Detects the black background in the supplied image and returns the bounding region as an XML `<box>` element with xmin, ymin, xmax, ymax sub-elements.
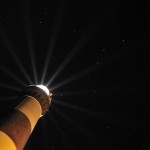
<box><xmin>0</xmin><ymin>0</ymin><xmax>150</xmax><ymax>150</ymax></box>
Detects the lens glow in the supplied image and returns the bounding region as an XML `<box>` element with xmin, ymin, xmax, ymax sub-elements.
<box><xmin>36</xmin><ymin>85</ymin><xmax>49</xmax><ymax>95</ymax></box>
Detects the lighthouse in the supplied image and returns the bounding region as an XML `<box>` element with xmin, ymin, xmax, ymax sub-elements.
<box><xmin>0</xmin><ymin>85</ymin><xmax>52</xmax><ymax>150</ymax></box>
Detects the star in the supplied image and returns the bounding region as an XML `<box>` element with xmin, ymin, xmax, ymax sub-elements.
<box><xmin>108</xmin><ymin>103</ymin><xmax>111</xmax><ymax>106</ymax></box>
<box><xmin>93</xmin><ymin>90</ymin><xmax>96</xmax><ymax>94</ymax></box>
<box><xmin>102</xmin><ymin>48</ymin><xmax>106</xmax><ymax>52</ymax></box>
<box><xmin>44</xmin><ymin>11</ymin><xmax>48</xmax><ymax>15</ymax></box>
<box><xmin>96</xmin><ymin>61</ymin><xmax>100</xmax><ymax>65</ymax></box>
<box><xmin>87</xmin><ymin>77</ymin><xmax>92</xmax><ymax>80</ymax></box>
<box><xmin>73</xmin><ymin>29</ymin><xmax>77</xmax><ymax>33</ymax></box>
<box><xmin>50</xmin><ymin>145</ymin><xmax>55</xmax><ymax>149</ymax></box>
<box><xmin>142</xmin><ymin>144</ymin><xmax>145</xmax><ymax>148</ymax></box>
<box><xmin>106</xmin><ymin>126</ymin><xmax>110</xmax><ymax>129</ymax></box>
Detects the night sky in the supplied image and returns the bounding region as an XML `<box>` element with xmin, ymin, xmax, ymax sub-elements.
<box><xmin>0</xmin><ymin>0</ymin><xmax>150</xmax><ymax>150</ymax></box>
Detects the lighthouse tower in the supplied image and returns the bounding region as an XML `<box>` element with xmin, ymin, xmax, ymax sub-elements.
<box><xmin>0</xmin><ymin>85</ymin><xmax>52</xmax><ymax>150</ymax></box>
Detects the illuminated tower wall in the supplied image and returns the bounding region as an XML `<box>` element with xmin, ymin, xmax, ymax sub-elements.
<box><xmin>0</xmin><ymin>85</ymin><xmax>52</xmax><ymax>150</ymax></box>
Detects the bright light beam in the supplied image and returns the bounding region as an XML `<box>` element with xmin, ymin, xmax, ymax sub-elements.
<box><xmin>47</xmin><ymin>111</ymin><xmax>75</xmax><ymax>150</ymax></box>
<box><xmin>53</xmin><ymin>98</ymin><xmax>134</xmax><ymax>130</ymax></box>
<box><xmin>0</xmin><ymin>26</ymin><xmax>32</xmax><ymax>84</ymax></box>
<box><xmin>0</xmin><ymin>64</ymin><xmax>26</xmax><ymax>86</ymax></box>
<box><xmin>52</xmin><ymin>99</ymin><xmax>99</xmax><ymax>118</ymax></box>
<box><xmin>46</xmin><ymin>32</ymin><xmax>93</xmax><ymax>87</ymax></box>
<box><xmin>0</xmin><ymin>82</ymin><xmax>21</xmax><ymax>91</ymax></box>
<box><xmin>53</xmin><ymin>90</ymin><xmax>89</xmax><ymax>97</ymax></box>
<box><xmin>50</xmin><ymin>38</ymin><xmax>138</xmax><ymax>91</ymax></box>
<box><xmin>36</xmin><ymin>85</ymin><xmax>49</xmax><ymax>95</ymax></box>
<box><xmin>50</xmin><ymin>65</ymin><xmax>97</xmax><ymax>91</ymax></box>
<box><xmin>20</xmin><ymin>0</ymin><xmax>38</xmax><ymax>84</ymax></box>
<box><xmin>52</xmin><ymin>99</ymin><xmax>75</xmax><ymax>109</ymax></box>
<box><xmin>46</xmin><ymin>1</ymin><xmax>117</xmax><ymax>87</ymax></box>
<box><xmin>41</xmin><ymin>1</ymin><xmax>68</xmax><ymax>84</ymax></box>
<box><xmin>52</xmin><ymin>84</ymin><xmax>142</xmax><ymax>97</ymax></box>
<box><xmin>51</xmin><ymin>105</ymin><xmax>101</xmax><ymax>147</ymax></box>
<box><xmin>0</xmin><ymin>96</ymin><xmax>17</xmax><ymax>101</ymax></box>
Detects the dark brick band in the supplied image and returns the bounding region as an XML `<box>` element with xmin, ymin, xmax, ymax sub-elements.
<box><xmin>0</xmin><ymin>110</ymin><xmax>31</xmax><ymax>150</ymax></box>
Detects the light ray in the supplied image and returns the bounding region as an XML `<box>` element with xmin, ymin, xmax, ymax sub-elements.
<box><xmin>52</xmin><ymin>99</ymin><xmax>134</xmax><ymax>130</ymax></box>
<box><xmin>53</xmin><ymin>90</ymin><xmax>89</xmax><ymax>97</ymax></box>
<box><xmin>50</xmin><ymin>40</ymin><xmax>139</xmax><ymax>91</ymax></box>
<box><xmin>52</xmin><ymin>99</ymin><xmax>75</xmax><ymax>109</ymax></box>
<box><xmin>50</xmin><ymin>65</ymin><xmax>97</xmax><ymax>91</ymax></box>
<box><xmin>0</xmin><ymin>96</ymin><xmax>17</xmax><ymax>101</ymax></box>
<box><xmin>51</xmin><ymin>105</ymin><xmax>101</xmax><ymax>147</ymax></box>
<box><xmin>49</xmin><ymin>41</ymin><xmax>135</xmax><ymax>91</ymax></box>
<box><xmin>47</xmin><ymin>111</ymin><xmax>75</xmax><ymax>150</ymax></box>
<box><xmin>0</xmin><ymin>82</ymin><xmax>21</xmax><ymax>91</ymax></box>
<box><xmin>0</xmin><ymin>26</ymin><xmax>32</xmax><ymax>84</ymax></box>
<box><xmin>0</xmin><ymin>64</ymin><xmax>26</xmax><ymax>87</ymax></box>
<box><xmin>52</xmin><ymin>98</ymin><xmax>106</xmax><ymax>119</ymax></box>
<box><xmin>20</xmin><ymin>0</ymin><xmax>37</xmax><ymax>84</ymax></box>
<box><xmin>41</xmin><ymin>2</ymin><xmax>68</xmax><ymax>84</ymax></box>
<box><xmin>46</xmin><ymin>1</ymin><xmax>117</xmax><ymax>86</ymax></box>
<box><xmin>53</xmin><ymin>85</ymin><xmax>143</xmax><ymax>97</ymax></box>
<box><xmin>46</xmin><ymin>34</ymin><xmax>93</xmax><ymax>87</ymax></box>
<box><xmin>52</xmin><ymin>99</ymin><xmax>98</xmax><ymax>117</ymax></box>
